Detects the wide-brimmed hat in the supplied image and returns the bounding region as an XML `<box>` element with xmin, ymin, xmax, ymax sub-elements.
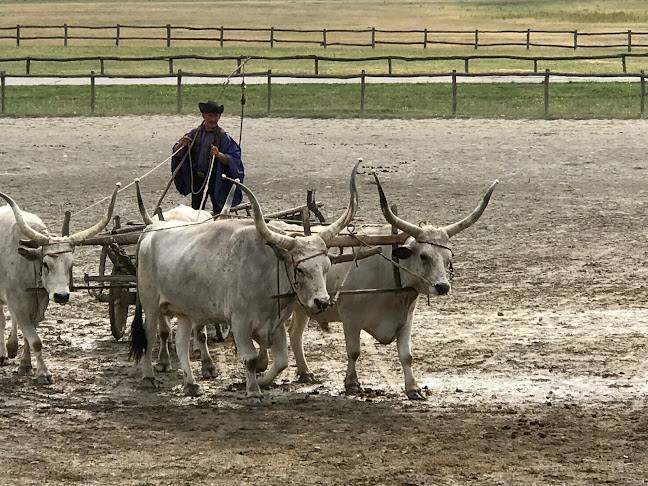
<box><xmin>199</xmin><ymin>100</ymin><xmax>224</xmax><ymax>114</ymax></box>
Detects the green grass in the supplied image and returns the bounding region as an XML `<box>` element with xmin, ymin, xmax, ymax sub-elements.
<box><xmin>0</xmin><ymin>82</ymin><xmax>645</xmax><ymax>119</ymax></box>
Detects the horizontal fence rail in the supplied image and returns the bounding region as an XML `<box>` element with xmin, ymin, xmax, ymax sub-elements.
<box><xmin>2</xmin><ymin>52</ymin><xmax>648</xmax><ymax>76</ymax></box>
<box><xmin>0</xmin><ymin>69</ymin><xmax>646</xmax><ymax>117</ymax></box>
<box><xmin>1</xmin><ymin>25</ymin><xmax>648</xmax><ymax>50</ymax></box>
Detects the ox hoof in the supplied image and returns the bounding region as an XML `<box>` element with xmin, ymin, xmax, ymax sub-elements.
<box><xmin>6</xmin><ymin>344</ymin><xmax>18</xmax><ymax>359</ymax></box>
<box><xmin>345</xmin><ymin>384</ymin><xmax>362</xmax><ymax>395</ymax></box>
<box><xmin>154</xmin><ymin>362</ymin><xmax>172</xmax><ymax>373</ymax></box>
<box><xmin>190</xmin><ymin>349</ymin><xmax>201</xmax><ymax>360</ymax></box>
<box><xmin>297</xmin><ymin>372</ymin><xmax>316</xmax><ymax>384</ymax></box>
<box><xmin>248</xmin><ymin>396</ymin><xmax>266</xmax><ymax>407</ymax></box>
<box><xmin>140</xmin><ymin>377</ymin><xmax>158</xmax><ymax>388</ymax></box>
<box><xmin>183</xmin><ymin>383</ymin><xmax>201</xmax><ymax>397</ymax></box>
<box><xmin>406</xmin><ymin>389</ymin><xmax>427</xmax><ymax>401</ymax></box>
<box><xmin>16</xmin><ymin>365</ymin><xmax>32</xmax><ymax>376</ymax></box>
<box><xmin>36</xmin><ymin>374</ymin><xmax>54</xmax><ymax>385</ymax></box>
<box><xmin>201</xmin><ymin>362</ymin><xmax>218</xmax><ymax>379</ymax></box>
<box><xmin>0</xmin><ymin>356</ymin><xmax>10</xmax><ymax>367</ymax></box>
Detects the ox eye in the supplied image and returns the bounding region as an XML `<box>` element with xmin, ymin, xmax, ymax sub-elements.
<box><xmin>295</xmin><ymin>267</ymin><xmax>304</xmax><ymax>275</ymax></box>
<box><xmin>42</xmin><ymin>262</ymin><xmax>49</xmax><ymax>272</ymax></box>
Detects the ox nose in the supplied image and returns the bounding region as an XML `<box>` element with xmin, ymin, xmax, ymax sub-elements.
<box><xmin>314</xmin><ymin>298</ymin><xmax>329</xmax><ymax>310</ymax></box>
<box><xmin>434</xmin><ymin>282</ymin><xmax>450</xmax><ymax>295</ymax></box>
<box><xmin>53</xmin><ymin>292</ymin><xmax>70</xmax><ymax>304</ymax></box>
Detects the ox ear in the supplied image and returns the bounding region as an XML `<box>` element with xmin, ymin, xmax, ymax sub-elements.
<box><xmin>392</xmin><ymin>246</ymin><xmax>413</xmax><ymax>260</ymax></box>
<box><xmin>19</xmin><ymin>238</ymin><xmax>40</xmax><ymax>249</ymax></box>
<box><xmin>18</xmin><ymin>245</ymin><xmax>41</xmax><ymax>261</ymax></box>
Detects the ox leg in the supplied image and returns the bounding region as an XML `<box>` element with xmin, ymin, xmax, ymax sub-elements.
<box><xmin>255</xmin><ymin>345</ymin><xmax>270</xmax><ymax>373</ymax></box>
<box><xmin>140</xmin><ymin>307</ymin><xmax>160</xmax><ymax>388</ymax></box>
<box><xmin>397</xmin><ymin>318</ymin><xmax>425</xmax><ymax>400</ymax></box>
<box><xmin>0</xmin><ymin>306</ymin><xmax>8</xmax><ymax>366</ymax></box>
<box><xmin>7</xmin><ymin>316</ymin><xmax>19</xmax><ymax>359</ymax></box>
<box><xmin>176</xmin><ymin>316</ymin><xmax>200</xmax><ymax>397</ymax></box>
<box><xmin>257</xmin><ymin>323</ymin><xmax>288</xmax><ymax>388</ymax></box>
<box><xmin>288</xmin><ymin>311</ymin><xmax>316</xmax><ymax>383</ymax></box>
<box><xmin>154</xmin><ymin>315</ymin><xmax>172</xmax><ymax>373</ymax></box>
<box><xmin>18</xmin><ymin>324</ymin><xmax>51</xmax><ymax>384</ymax></box>
<box><xmin>231</xmin><ymin>325</ymin><xmax>264</xmax><ymax>405</ymax></box>
<box><xmin>343</xmin><ymin>324</ymin><xmax>362</xmax><ymax>394</ymax></box>
<box><xmin>194</xmin><ymin>323</ymin><xmax>217</xmax><ymax>379</ymax></box>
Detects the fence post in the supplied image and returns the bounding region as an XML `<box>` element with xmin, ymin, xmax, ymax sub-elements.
<box><xmin>220</xmin><ymin>26</ymin><xmax>224</xmax><ymax>47</ymax></box>
<box><xmin>26</xmin><ymin>57</ymin><xmax>30</xmax><ymax>75</ymax></box>
<box><xmin>315</xmin><ymin>58</ymin><xmax>318</xmax><ymax>75</ymax></box>
<box><xmin>464</xmin><ymin>58</ymin><xmax>469</xmax><ymax>73</ymax></box>
<box><xmin>176</xmin><ymin>69</ymin><xmax>182</xmax><ymax>114</ymax></box>
<box><xmin>573</xmin><ymin>30</ymin><xmax>577</xmax><ymax>50</ymax></box>
<box><xmin>628</xmin><ymin>30</ymin><xmax>632</xmax><ymax>53</ymax></box>
<box><xmin>64</xmin><ymin>24</ymin><xmax>68</xmax><ymax>46</ymax></box>
<box><xmin>267</xmin><ymin>70</ymin><xmax>272</xmax><ymax>114</ymax></box>
<box><xmin>423</xmin><ymin>28</ymin><xmax>427</xmax><ymax>49</ymax></box>
<box><xmin>641</xmin><ymin>70</ymin><xmax>645</xmax><ymax>115</ymax></box>
<box><xmin>388</xmin><ymin>58</ymin><xmax>392</xmax><ymax>75</ymax></box>
<box><xmin>622</xmin><ymin>55</ymin><xmax>627</xmax><ymax>74</ymax></box>
<box><xmin>90</xmin><ymin>71</ymin><xmax>95</xmax><ymax>114</ymax></box>
<box><xmin>360</xmin><ymin>70</ymin><xmax>365</xmax><ymax>113</ymax></box>
<box><xmin>100</xmin><ymin>58</ymin><xmax>105</xmax><ymax>75</ymax></box>
<box><xmin>16</xmin><ymin>25</ymin><xmax>20</xmax><ymax>47</ymax></box>
<box><xmin>116</xmin><ymin>24</ymin><xmax>121</xmax><ymax>46</ymax></box>
<box><xmin>1</xmin><ymin>71</ymin><xmax>5</xmax><ymax>114</ymax></box>
<box><xmin>526</xmin><ymin>28</ymin><xmax>530</xmax><ymax>50</ymax></box>
<box><xmin>474</xmin><ymin>29</ymin><xmax>478</xmax><ymax>49</ymax></box>
<box><xmin>237</xmin><ymin>57</ymin><xmax>242</xmax><ymax>75</ymax></box>
<box><xmin>322</xmin><ymin>29</ymin><xmax>327</xmax><ymax>48</ymax></box>
<box><xmin>544</xmin><ymin>69</ymin><xmax>550</xmax><ymax>117</ymax></box>
<box><xmin>169</xmin><ymin>58</ymin><xmax>174</xmax><ymax>74</ymax></box>
<box><xmin>452</xmin><ymin>69</ymin><xmax>457</xmax><ymax>116</ymax></box>
<box><xmin>270</xmin><ymin>26</ymin><xmax>274</xmax><ymax>48</ymax></box>
<box><xmin>533</xmin><ymin>59</ymin><xmax>538</xmax><ymax>73</ymax></box>
<box><xmin>371</xmin><ymin>28</ymin><xmax>376</xmax><ymax>48</ymax></box>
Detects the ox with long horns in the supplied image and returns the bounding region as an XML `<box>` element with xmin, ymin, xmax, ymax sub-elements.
<box><xmin>130</xmin><ymin>161</ymin><xmax>361</xmax><ymax>403</ymax></box>
<box><xmin>0</xmin><ymin>184</ymin><xmax>120</xmax><ymax>384</ymax></box>
<box><xmin>288</xmin><ymin>174</ymin><xmax>498</xmax><ymax>399</ymax></box>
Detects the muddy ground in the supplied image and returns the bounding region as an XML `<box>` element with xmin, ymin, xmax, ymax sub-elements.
<box><xmin>1</xmin><ymin>116</ymin><xmax>648</xmax><ymax>485</ymax></box>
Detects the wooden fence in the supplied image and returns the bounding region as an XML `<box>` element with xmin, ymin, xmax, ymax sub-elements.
<box><xmin>0</xmin><ymin>69</ymin><xmax>646</xmax><ymax>117</ymax></box>
<box><xmin>2</xmin><ymin>52</ymin><xmax>648</xmax><ymax>77</ymax></box>
<box><xmin>1</xmin><ymin>25</ymin><xmax>648</xmax><ymax>51</ymax></box>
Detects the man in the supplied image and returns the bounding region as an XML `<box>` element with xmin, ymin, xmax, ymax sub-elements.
<box><xmin>171</xmin><ymin>100</ymin><xmax>245</xmax><ymax>214</ymax></box>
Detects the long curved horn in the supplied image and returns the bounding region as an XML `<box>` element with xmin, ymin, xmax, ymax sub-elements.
<box><xmin>443</xmin><ymin>180</ymin><xmax>498</xmax><ymax>238</ymax></box>
<box><xmin>222</xmin><ymin>175</ymin><xmax>295</xmax><ymax>251</ymax></box>
<box><xmin>318</xmin><ymin>158</ymin><xmax>362</xmax><ymax>243</ymax></box>
<box><xmin>220</xmin><ymin>179</ymin><xmax>239</xmax><ymax>216</ymax></box>
<box><xmin>0</xmin><ymin>192</ymin><xmax>51</xmax><ymax>246</ymax></box>
<box><xmin>134</xmin><ymin>178</ymin><xmax>154</xmax><ymax>225</ymax></box>
<box><xmin>371</xmin><ymin>169</ymin><xmax>423</xmax><ymax>239</ymax></box>
<box><xmin>67</xmin><ymin>182</ymin><xmax>121</xmax><ymax>244</ymax></box>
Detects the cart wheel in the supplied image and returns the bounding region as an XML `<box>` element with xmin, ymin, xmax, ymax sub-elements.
<box><xmin>109</xmin><ymin>286</ymin><xmax>131</xmax><ymax>340</ymax></box>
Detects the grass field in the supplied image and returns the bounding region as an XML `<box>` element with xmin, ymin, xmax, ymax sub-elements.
<box><xmin>1</xmin><ymin>0</ymin><xmax>648</xmax><ymax>118</ymax></box>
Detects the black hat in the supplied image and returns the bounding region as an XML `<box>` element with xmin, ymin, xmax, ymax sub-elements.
<box><xmin>199</xmin><ymin>100</ymin><xmax>224</xmax><ymax>114</ymax></box>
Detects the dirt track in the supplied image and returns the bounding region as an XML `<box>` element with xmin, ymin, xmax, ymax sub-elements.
<box><xmin>1</xmin><ymin>116</ymin><xmax>648</xmax><ymax>485</ymax></box>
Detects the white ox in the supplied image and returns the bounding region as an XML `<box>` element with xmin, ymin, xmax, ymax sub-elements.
<box><xmin>130</xmin><ymin>161</ymin><xmax>360</xmax><ymax>403</ymax></box>
<box><xmin>288</xmin><ymin>173</ymin><xmax>498</xmax><ymax>399</ymax></box>
<box><xmin>0</xmin><ymin>185</ymin><xmax>120</xmax><ymax>383</ymax></box>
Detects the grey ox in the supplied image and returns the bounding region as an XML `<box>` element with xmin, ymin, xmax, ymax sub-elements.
<box><xmin>0</xmin><ymin>185</ymin><xmax>120</xmax><ymax>384</ymax></box>
<box><xmin>130</xmin><ymin>161</ymin><xmax>360</xmax><ymax>403</ymax></box>
<box><xmin>288</xmin><ymin>172</ymin><xmax>498</xmax><ymax>400</ymax></box>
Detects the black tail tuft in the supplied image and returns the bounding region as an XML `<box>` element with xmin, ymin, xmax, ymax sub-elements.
<box><xmin>129</xmin><ymin>297</ymin><xmax>147</xmax><ymax>363</ymax></box>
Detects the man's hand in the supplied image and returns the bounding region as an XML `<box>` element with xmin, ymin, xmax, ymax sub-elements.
<box><xmin>211</xmin><ymin>145</ymin><xmax>229</xmax><ymax>165</ymax></box>
<box><xmin>175</xmin><ymin>135</ymin><xmax>192</xmax><ymax>150</ymax></box>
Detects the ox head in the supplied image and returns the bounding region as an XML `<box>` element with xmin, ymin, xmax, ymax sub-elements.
<box><xmin>372</xmin><ymin>171</ymin><xmax>497</xmax><ymax>296</ymax></box>
<box><xmin>225</xmin><ymin>159</ymin><xmax>360</xmax><ymax>313</ymax></box>
<box><xmin>0</xmin><ymin>183</ymin><xmax>120</xmax><ymax>304</ymax></box>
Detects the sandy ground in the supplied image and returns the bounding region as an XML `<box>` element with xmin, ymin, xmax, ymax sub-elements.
<box><xmin>1</xmin><ymin>115</ymin><xmax>648</xmax><ymax>485</ymax></box>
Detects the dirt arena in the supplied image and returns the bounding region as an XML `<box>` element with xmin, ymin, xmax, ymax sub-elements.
<box><xmin>1</xmin><ymin>115</ymin><xmax>647</xmax><ymax>485</ymax></box>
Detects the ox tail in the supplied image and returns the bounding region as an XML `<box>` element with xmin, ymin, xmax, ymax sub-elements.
<box><xmin>129</xmin><ymin>295</ymin><xmax>147</xmax><ymax>363</ymax></box>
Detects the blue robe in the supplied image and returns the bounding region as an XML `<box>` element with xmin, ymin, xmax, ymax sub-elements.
<box><xmin>171</xmin><ymin>126</ymin><xmax>245</xmax><ymax>208</ymax></box>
